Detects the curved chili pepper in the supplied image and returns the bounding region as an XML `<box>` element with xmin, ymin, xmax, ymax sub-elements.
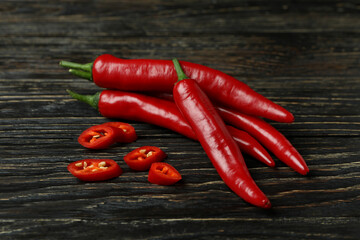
<box><xmin>68</xmin><ymin>159</ymin><xmax>122</xmax><ymax>182</ymax></box>
<box><xmin>78</xmin><ymin>125</ymin><xmax>117</xmax><ymax>149</ymax></box>
<box><xmin>226</xmin><ymin>126</ymin><xmax>274</xmax><ymax>167</ymax></box>
<box><xmin>148</xmin><ymin>162</ymin><xmax>182</xmax><ymax>186</ymax></box>
<box><xmin>124</xmin><ymin>146</ymin><xmax>167</xmax><ymax>171</ymax></box>
<box><xmin>60</xmin><ymin>54</ymin><xmax>294</xmax><ymax>123</ymax></box>
<box><xmin>147</xmin><ymin>92</ymin><xmax>308</xmax><ymax>175</ymax></box>
<box><xmin>217</xmin><ymin>107</ymin><xmax>309</xmax><ymax>175</ymax></box>
<box><xmin>66</xmin><ymin>90</ymin><xmax>274</xmax><ymax>167</ymax></box>
<box><xmin>172</xmin><ymin>58</ymin><xmax>271</xmax><ymax>208</ymax></box>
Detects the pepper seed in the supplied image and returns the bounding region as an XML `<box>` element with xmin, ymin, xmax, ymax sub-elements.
<box><xmin>98</xmin><ymin>161</ymin><xmax>106</xmax><ymax>167</ymax></box>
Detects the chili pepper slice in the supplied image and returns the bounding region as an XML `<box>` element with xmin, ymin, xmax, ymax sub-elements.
<box><xmin>66</xmin><ymin>89</ymin><xmax>274</xmax><ymax>167</ymax></box>
<box><xmin>124</xmin><ymin>146</ymin><xmax>167</xmax><ymax>171</ymax></box>
<box><xmin>78</xmin><ymin>125</ymin><xmax>116</xmax><ymax>149</ymax></box>
<box><xmin>172</xmin><ymin>58</ymin><xmax>271</xmax><ymax>208</ymax></box>
<box><xmin>67</xmin><ymin>159</ymin><xmax>122</xmax><ymax>181</ymax></box>
<box><xmin>100</xmin><ymin>122</ymin><xmax>137</xmax><ymax>143</ymax></box>
<box><xmin>148</xmin><ymin>162</ymin><xmax>182</xmax><ymax>186</ymax></box>
<box><xmin>60</xmin><ymin>54</ymin><xmax>294</xmax><ymax>123</ymax></box>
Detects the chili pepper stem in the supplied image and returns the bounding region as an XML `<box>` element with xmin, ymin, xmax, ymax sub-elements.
<box><xmin>69</xmin><ymin>69</ymin><xmax>92</xmax><ymax>81</ymax></box>
<box><xmin>59</xmin><ymin>61</ymin><xmax>93</xmax><ymax>81</ymax></box>
<box><xmin>66</xmin><ymin>89</ymin><xmax>100</xmax><ymax>110</ymax></box>
<box><xmin>59</xmin><ymin>61</ymin><xmax>93</xmax><ymax>72</ymax></box>
<box><xmin>172</xmin><ymin>58</ymin><xmax>189</xmax><ymax>82</ymax></box>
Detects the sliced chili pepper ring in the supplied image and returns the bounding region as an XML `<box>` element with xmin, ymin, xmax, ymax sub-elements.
<box><xmin>100</xmin><ymin>122</ymin><xmax>137</xmax><ymax>143</ymax></box>
<box><xmin>78</xmin><ymin>125</ymin><xmax>116</xmax><ymax>149</ymax></box>
<box><xmin>148</xmin><ymin>162</ymin><xmax>182</xmax><ymax>185</ymax></box>
<box><xmin>124</xmin><ymin>146</ymin><xmax>167</xmax><ymax>171</ymax></box>
<box><xmin>67</xmin><ymin>159</ymin><xmax>122</xmax><ymax>182</ymax></box>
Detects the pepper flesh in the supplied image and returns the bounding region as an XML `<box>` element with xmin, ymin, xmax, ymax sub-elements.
<box><xmin>100</xmin><ymin>122</ymin><xmax>137</xmax><ymax>143</ymax></box>
<box><xmin>61</xmin><ymin>54</ymin><xmax>294</xmax><ymax>123</ymax></box>
<box><xmin>124</xmin><ymin>146</ymin><xmax>167</xmax><ymax>171</ymax></box>
<box><xmin>67</xmin><ymin>159</ymin><xmax>122</xmax><ymax>182</ymax></box>
<box><xmin>77</xmin><ymin>125</ymin><xmax>116</xmax><ymax>149</ymax></box>
<box><xmin>172</xmin><ymin>58</ymin><xmax>271</xmax><ymax>208</ymax></box>
<box><xmin>148</xmin><ymin>162</ymin><xmax>182</xmax><ymax>186</ymax></box>
<box><xmin>67</xmin><ymin>90</ymin><xmax>274</xmax><ymax>167</ymax></box>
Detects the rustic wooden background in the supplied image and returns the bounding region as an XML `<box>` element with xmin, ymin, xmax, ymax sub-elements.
<box><xmin>1</xmin><ymin>0</ymin><xmax>359</xmax><ymax>239</ymax></box>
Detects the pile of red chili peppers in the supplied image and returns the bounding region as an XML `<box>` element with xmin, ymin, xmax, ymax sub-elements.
<box><xmin>60</xmin><ymin>54</ymin><xmax>309</xmax><ymax>208</ymax></box>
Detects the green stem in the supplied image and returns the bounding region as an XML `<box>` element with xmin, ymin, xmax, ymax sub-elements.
<box><xmin>66</xmin><ymin>89</ymin><xmax>100</xmax><ymax>110</ymax></box>
<box><xmin>59</xmin><ymin>61</ymin><xmax>93</xmax><ymax>72</ymax></box>
<box><xmin>69</xmin><ymin>69</ymin><xmax>92</xmax><ymax>81</ymax></box>
<box><xmin>172</xmin><ymin>58</ymin><xmax>189</xmax><ymax>83</ymax></box>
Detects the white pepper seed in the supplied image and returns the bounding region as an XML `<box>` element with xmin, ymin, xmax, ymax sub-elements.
<box><xmin>98</xmin><ymin>161</ymin><xmax>106</xmax><ymax>167</ymax></box>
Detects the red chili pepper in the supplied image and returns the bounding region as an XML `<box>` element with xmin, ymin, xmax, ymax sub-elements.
<box><xmin>60</xmin><ymin>54</ymin><xmax>294</xmax><ymax>123</ymax></box>
<box><xmin>124</xmin><ymin>146</ymin><xmax>167</xmax><ymax>171</ymax></box>
<box><xmin>66</xmin><ymin>90</ymin><xmax>274</xmax><ymax>167</ymax></box>
<box><xmin>172</xmin><ymin>58</ymin><xmax>271</xmax><ymax>208</ymax></box>
<box><xmin>78</xmin><ymin>125</ymin><xmax>116</xmax><ymax>149</ymax></box>
<box><xmin>226</xmin><ymin>126</ymin><xmax>273</xmax><ymax>167</ymax></box>
<box><xmin>100</xmin><ymin>122</ymin><xmax>137</xmax><ymax>143</ymax></box>
<box><xmin>67</xmin><ymin>159</ymin><xmax>122</xmax><ymax>181</ymax></box>
<box><xmin>148</xmin><ymin>162</ymin><xmax>182</xmax><ymax>186</ymax></box>
<box><xmin>148</xmin><ymin>92</ymin><xmax>307</xmax><ymax>174</ymax></box>
<box><xmin>217</xmin><ymin>107</ymin><xmax>309</xmax><ymax>175</ymax></box>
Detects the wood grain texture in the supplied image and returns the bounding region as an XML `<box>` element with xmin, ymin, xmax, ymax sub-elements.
<box><xmin>0</xmin><ymin>0</ymin><xmax>359</xmax><ymax>239</ymax></box>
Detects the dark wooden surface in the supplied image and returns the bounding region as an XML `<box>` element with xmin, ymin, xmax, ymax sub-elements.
<box><xmin>1</xmin><ymin>1</ymin><xmax>359</xmax><ymax>239</ymax></box>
